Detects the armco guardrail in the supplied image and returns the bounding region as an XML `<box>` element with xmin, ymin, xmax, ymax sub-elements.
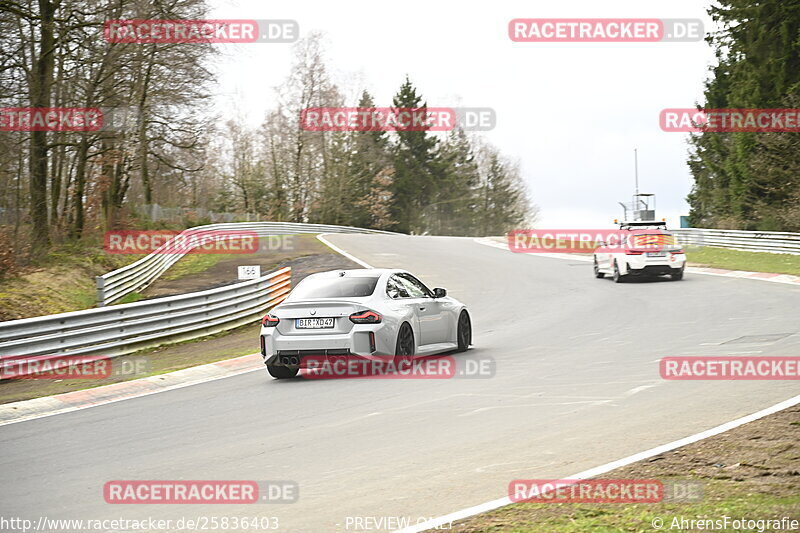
<box><xmin>672</xmin><ymin>228</ymin><xmax>800</xmax><ymax>255</ymax></box>
<box><xmin>0</xmin><ymin>267</ymin><xmax>291</xmax><ymax>372</ymax></box>
<box><xmin>97</xmin><ymin>222</ymin><xmax>394</xmax><ymax>305</ymax></box>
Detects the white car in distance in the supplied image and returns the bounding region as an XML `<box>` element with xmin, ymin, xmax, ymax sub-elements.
<box><xmin>593</xmin><ymin>221</ymin><xmax>687</xmax><ymax>283</ymax></box>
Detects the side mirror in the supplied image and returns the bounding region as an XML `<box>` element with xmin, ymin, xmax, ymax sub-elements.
<box><xmin>433</xmin><ymin>287</ymin><xmax>447</xmax><ymax>298</ymax></box>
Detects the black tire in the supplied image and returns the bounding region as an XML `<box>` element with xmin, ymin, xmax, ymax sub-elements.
<box><xmin>671</xmin><ymin>268</ymin><xmax>684</xmax><ymax>281</ymax></box>
<box><xmin>394</xmin><ymin>322</ymin><xmax>415</xmax><ymax>366</ymax></box>
<box><xmin>266</xmin><ymin>364</ymin><xmax>298</xmax><ymax>379</ymax></box>
<box><xmin>456</xmin><ymin>310</ymin><xmax>472</xmax><ymax>352</ymax></box>
<box><xmin>613</xmin><ymin>261</ymin><xmax>624</xmax><ymax>283</ymax></box>
<box><xmin>593</xmin><ymin>258</ymin><xmax>605</xmax><ymax>278</ymax></box>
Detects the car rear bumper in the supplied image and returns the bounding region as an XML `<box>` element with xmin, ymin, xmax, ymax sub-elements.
<box><xmin>627</xmin><ymin>265</ymin><xmax>682</xmax><ymax>276</ymax></box>
<box><xmin>260</xmin><ymin>323</ymin><xmax>391</xmax><ymax>367</ymax></box>
<box><xmin>624</xmin><ymin>254</ymin><xmax>686</xmax><ymax>275</ymax></box>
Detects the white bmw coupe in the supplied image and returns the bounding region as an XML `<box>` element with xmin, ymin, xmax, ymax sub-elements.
<box><xmin>259</xmin><ymin>269</ymin><xmax>471</xmax><ymax>379</ymax></box>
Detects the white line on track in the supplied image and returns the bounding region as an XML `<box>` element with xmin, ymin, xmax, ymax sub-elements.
<box><xmin>393</xmin><ymin>393</ymin><xmax>800</xmax><ymax>533</ymax></box>
<box><xmin>317</xmin><ymin>233</ymin><xmax>373</xmax><ymax>268</ymax></box>
<box><xmin>622</xmin><ymin>383</ymin><xmax>661</xmax><ymax>397</ymax></box>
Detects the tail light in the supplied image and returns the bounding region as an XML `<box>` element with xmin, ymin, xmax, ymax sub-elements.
<box><xmin>625</xmin><ymin>250</ymin><xmax>644</xmax><ymax>255</ymax></box>
<box><xmin>369</xmin><ymin>331</ymin><xmax>376</xmax><ymax>352</ymax></box>
<box><xmin>349</xmin><ymin>310</ymin><xmax>382</xmax><ymax>324</ymax></box>
<box><xmin>671</xmin><ymin>249</ymin><xmax>685</xmax><ymax>255</ymax></box>
<box><xmin>261</xmin><ymin>314</ymin><xmax>280</xmax><ymax>327</ymax></box>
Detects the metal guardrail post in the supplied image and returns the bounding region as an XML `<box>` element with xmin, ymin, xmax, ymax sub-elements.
<box><xmin>95</xmin><ymin>276</ymin><xmax>105</xmax><ymax>307</ymax></box>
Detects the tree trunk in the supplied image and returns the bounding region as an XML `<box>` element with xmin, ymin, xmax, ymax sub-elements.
<box><xmin>70</xmin><ymin>136</ymin><xmax>89</xmax><ymax>238</ymax></box>
<box><xmin>28</xmin><ymin>0</ymin><xmax>57</xmax><ymax>254</ymax></box>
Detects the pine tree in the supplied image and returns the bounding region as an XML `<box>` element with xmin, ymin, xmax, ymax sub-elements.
<box><xmin>350</xmin><ymin>90</ymin><xmax>393</xmax><ymax>228</ymax></box>
<box><xmin>428</xmin><ymin>127</ymin><xmax>480</xmax><ymax>235</ymax></box>
<box><xmin>476</xmin><ymin>147</ymin><xmax>530</xmax><ymax>236</ymax></box>
<box><xmin>390</xmin><ymin>76</ymin><xmax>439</xmax><ymax>233</ymax></box>
<box><xmin>688</xmin><ymin>0</ymin><xmax>800</xmax><ymax>229</ymax></box>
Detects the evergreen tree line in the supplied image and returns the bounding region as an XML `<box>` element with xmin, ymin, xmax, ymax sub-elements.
<box><xmin>688</xmin><ymin>0</ymin><xmax>800</xmax><ymax>231</ymax></box>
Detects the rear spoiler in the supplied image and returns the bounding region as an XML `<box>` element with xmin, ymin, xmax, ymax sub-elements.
<box><xmin>277</xmin><ymin>299</ymin><xmax>367</xmax><ymax>308</ymax></box>
<box><xmin>618</xmin><ymin>221</ymin><xmax>668</xmax><ymax>230</ymax></box>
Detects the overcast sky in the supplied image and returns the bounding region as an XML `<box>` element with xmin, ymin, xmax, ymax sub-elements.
<box><xmin>207</xmin><ymin>0</ymin><xmax>716</xmax><ymax>229</ymax></box>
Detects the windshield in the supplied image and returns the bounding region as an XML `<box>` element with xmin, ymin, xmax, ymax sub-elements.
<box><xmin>288</xmin><ymin>275</ymin><xmax>380</xmax><ymax>300</ymax></box>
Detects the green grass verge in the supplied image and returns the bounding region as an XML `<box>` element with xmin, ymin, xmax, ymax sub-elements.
<box><xmin>0</xmin><ymin>233</ymin><xmax>321</xmax><ymax>319</ymax></box>
<box><xmin>159</xmin><ymin>252</ymin><xmax>238</xmax><ymax>281</ymax></box>
<box><xmin>114</xmin><ymin>291</ymin><xmax>144</xmax><ymax>305</ymax></box>
<box><xmin>480</xmin><ymin>486</ymin><xmax>797</xmax><ymax>533</ymax></box>
<box><xmin>686</xmin><ymin>246</ymin><xmax>800</xmax><ymax>276</ymax></box>
<box><xmin>0</xmin><ymin>237</ymin><xmax>144</xmax><ymax>320</ymax></box>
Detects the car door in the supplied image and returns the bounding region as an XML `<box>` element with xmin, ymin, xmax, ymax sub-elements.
<box><xmin>597</xmin><ymin>234</ymin><xmax>614</xmax><ymax>270</ymax></box>
<box><xmin>386</xmin><ymin>275</ymin><xmax>422</xmax><ymax>344</ymax></box>
<box><xmin>598</xmin><ymin>234</ymin><xmax>624</xmax><ymax>270</ymax></box>
<box><xmin>396</xmin><ymin>273</ymin><xmax>447</xmax><ymax>346</ymax></box>
<box><xmin>594</xmin><ymin>242</ymin><xmax>608</xmax><ymax>270</ymax></box>
<box><xmin>612</xmin><ymin>234</ymin><xmax>631</xmax><ymax>269</ymax></box>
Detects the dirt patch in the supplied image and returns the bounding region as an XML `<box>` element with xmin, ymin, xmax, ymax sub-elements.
<box><xmin>443</xmin><ymin>406</ymin><xmax>800</xmax><ymax>532</ymax></box>
<box><xmin>0</xmin><ymin>250</ymin><xmax>361</xmax><ymax>404</ymax></box>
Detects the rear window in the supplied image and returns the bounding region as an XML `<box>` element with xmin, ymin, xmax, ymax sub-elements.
<box><xmin>288</xmin><ymin>275</ymin><xmax>380</xmax><ymax>300</ymax></box>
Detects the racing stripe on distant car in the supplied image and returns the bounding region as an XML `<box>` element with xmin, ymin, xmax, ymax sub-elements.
<box><xmin>631</xmin><ymin>234</ymin><xmax>676</xmax><ymax>247</ymax></box>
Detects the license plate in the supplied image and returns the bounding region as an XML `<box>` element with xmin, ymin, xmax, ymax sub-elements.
<box><xmin>296</xmin><ymin>318</ymin><xmax>334</xmax><ymax>329</ymax></box>
<box><xmin>647</xmin><ymin>252</ymin><xmax>666</xmax><ymax>257</ymax></box>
